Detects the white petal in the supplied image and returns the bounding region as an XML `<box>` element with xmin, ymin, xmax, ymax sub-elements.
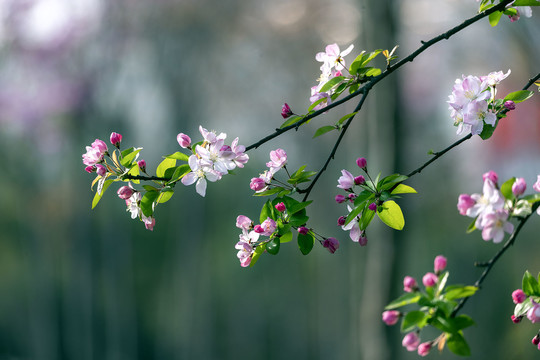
<box><xmin>195</xmin><ymin>178</ymin><xmax>207</xmax><ymax>196</ymax></box>
<box><xmin>182</xmin><ymin>172</ymin><xmax>198</xmax><ymax>186</ymax></box>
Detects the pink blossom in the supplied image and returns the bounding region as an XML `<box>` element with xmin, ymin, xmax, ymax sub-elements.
<box><xmin>254</xmin><ymin>225</ymin><xmax>264</xmax><ymax>233</ymax></box>
<box><xmin>368</xmin><ymin>203</ymin><xmax>377</xmax><ymax>211</ymax></box>
<box><xmin>137</xmin><ymin>159</ymin><xmax>146</xmax><ymax>172</ymax></box>
<box><xmin>315</xmin><ymin>43</ymin><xmax>354</xmax><ymax>72</ymax></box>
<box><xmin>342</xmin><ymin>205</ymin><xmax>362</xmax><ymax>242</ymax></box>
<box><xmin>260</xmin><ymin>218</ymin><xmax>277</xmax><ymax>236</ymax></box>
<box><xmin>382</xmin><ymin>310</ymin><xmax>400</xmax><ymax>326</ymax></box>
<box><xmin>468</xmin><ymin>178</ymin><xmax>505</xmax><ymax>228</ymax></box>
<box><xmin>281</xmin><ymin>103</ymin><xmax>293</xmax><ymax>119</ymax></box>
<box><xmin>509</xmin><ymin>5</ymin><xmax>532</xmax><ymax>22</ymax></box>
<box><xmin>85</xmin><ymin>165</ymin><xmax>95</xmax><ymax>173</ymax></box>
<box><xmin>196</xmin><ymin>141</ymin><xmax>236</xmax><ymax>175</ymax></box>
<box><xmin>528</xmin><ymin>300</ymin><xmax>540</xmax><ymax>323</ymax></box>
<box><xmin>356</xmin><ymin>157</ymin><xmax>367</xmax><ymax>168</ymax></box>
<box><xmin>403</xmin><ymin>276</ymin><xmax>417</xmax><ymax>293</ymax></box>
<box><xmin>511</xmin><ymin>315</ymin><xmax>522</xmax><ymax>323</ymax></box>
<box><xmin>235</xmin><ymin>230</ymin><xmax>259</xmax><ymax>267</ymax></box>
<box><xmin>337</xmin><ymin>169</ymin><xmax>355</xmax><ymax>190</ymax></box>
<box><xmin>266</xmin><ymin>148</ymin><xmax>288</xmax><ymax>170</ymax></box>
<box><xmin>481</xmin><ymin>209</ymin><xmax>514</xmax><ymax>243</ymax></box>
<box><xmin>434</xmin><ymin>255</ymin><xmax>447</xmax><ymax>273</ymax></box>
<box><xmin>417</xmin><ymin>342</ymin><xmax>432</xmax><ymax>357</ymax></box>
<box><xmin>309</xmin><ymin>90</ymin><xmax>332</xmax><ymax>112</ymax></box>
<box><xmin>275</xmin><ymin>202</ymin><xmax>286</xmax><ymax>212</ymax></box>
<box><xmin>457</xmin><ymin>194</ymin><xmax>475</xmax><ymax>215</ymax></box>
<box><xmin>534</xmin><ymin>175</ymin><xmax>540</xmax><ymax>193</ymax></box>
<box><xmin>482</xmin><ymin>170</ymin><xmax>498</xmax><ymax>184</ymax></box>
<box><xmin>231</xmin><ymin>137</ymin><xmax>249</xmax><ymax>168</ymax></box>
<box><xmin>82</xmin><ymin>139</ymin><xmax>108</xmax><ymax>166</ymax></box>
<box><xmin>125</xmin><ymin>192</ymin><xmax>142</xmax><ymax>219</ymax></box>
<box><xmin>181</xmin><ymin>155</ymin><xmax>221</xmax><ymax>197</ymax></box>
<box><xmin>177</xmin><ymin>133</ymin><xmax>191</xmax><ymax>148</ymax></box>
<box><xmin>110</xmin><ymin>132</ymin><xmax>122</xmax><ymax>147</ymax></box>
<box><xmin>348</xmin><ymin>194</ymin><xmax>356</xmax><ymax>202</ymax></box>
<box><xmin>323</xmin><ymin>237</ymin><xmax>339</xmax><ymax>254</ymax></box>
<box><xmin>512</xmin><ymin>178</ymin><xmax>527</xmax><ymax>197</ymax></box>
<box><xmin>199</xmin><ymin>125</ymin><xmax>226</xmax><ymax>145</ymax></box>
<box><xmin>402</xmin><ymin>332</ymin><xmax>420</xmax><ymax>352</ymax></box>
<box><xmin>250</xmin><ymin>177</ymin><xmax>267</xmax><ymax>192</ymax></box>
<box><xmin>512</xmin><ymin>289</ymin><xmax>527</xmax><ymax>304</ymax></box>
<box><xmin>422</xmin><ymin>272</ymin><xmax>438</xmax><ymax>287</ymax></box>
<box><xmin>482</xmin><ymin>70</ymin><xmax>511</xmax><ymax>86</ymax></box>
<box><xmin>533</xmin><ymin>335</ymin><xmax>540</xmax><ymax>345</ymax></box>
<box><xmin>95</xmin><ymin>164</ymin><xmax>107</xmax><ymax>177</ymax></box>
<box><xmin>335</xmin><ymin>194</ymin><xmax>346</xmax><ymax>204</ymax></box>
<box><xmin>142</xmin><ymin>215</ymin><xmax>155</xmax><ymax>231</ymax></box>
<box><xmin>236</xmin><ymin>215</ymin><xmax>252</xmax><ymax>232</ymax></box>
<box><xmin>117</xmin><ymin>185</ymin><xmax>135</xmax><ymax>200</ymax></box>
<box><xmin>358</xmin><ymin>234</ymin><xmax>368</xmax><ymax>246</ymax></box>
<box><xmin>354</xmin><ymin>175</ymin><xmax>365</xmax><ymax>185</ymax></box>
<box><xmin>463</xmin><ymin>99</ymin><xmax>496</xmax><ymax>135</ymax></box>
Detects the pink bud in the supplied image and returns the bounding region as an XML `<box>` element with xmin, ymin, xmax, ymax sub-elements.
<box><xmin>382</xmin><ymin>310</ymin><xmax>400</xmax><ymax>326</ymax></box>
<box><xmin>512</xmin><ymin>289</ymin><xmax>527</xmax><ymax>304</ymax></box>
<box><xmin>422</xmin><ymin>272</ymin><xmax>438</xmax><ymax>287</ymax></box>
<box><xmin>275</xmin><ymin>202</ymin><xmax>286</xmax><ymax>212</ymax></box>
<box><xmin>95</xmin><ymin>164</ymin><xmax>107</xmax><ymax>177</ymax></box>
<box><xmin>504</xmin><ymin>100</ymin><xmax>516</xmax><ymax>110</ymax></box>
<box><xmin>281</xmin><ymin>103</ymin><xmax>293</xmax><ymax>119</ymax></box>
<box><xmin>434</xmin><ymin>255</ymin><xmax>447</xmax><ymax>273</ymax></box>
<box><xmin>356</xmin><ymin>157</ymin><xmax>367</xmax><ymax>169</ymax></box>
<box><xmin>254</xmin><ymin>225</ymin><xmax>264</xmax><ymax>233</ymax></box>
<box><xmin>511</xmin><ymin>315</ymin><xmax>522</xmax><ymax>323</ymax></box>
<box><xmin>402</xmin><ymin>332</ymin><xmax>420</xmax><ymax>352</ymax></box>
<box><xmin>368</xmin><ymin>203</ymin><xmax>377</xmax><ymax>211</ymax></box>
<box><xmin>417</xmin><ymin>342</ymin><xmax>431</xmax><ymax>357</ymax></box>
<box><xmin>335</xmin><ymin>194</ymin><xmax>346</xmax><ymax>203</ymax></box>
<box><xmin>137</xmin><ymin>159</ymin><xmax>146</xmax><ymax>172</ymax></box>
<box><xmin>298</xmin><ymin>226</ymin><xmax>309</xmax><ymax>235</ymax></box>
<box><xmin>323</xmin><ymin>237</ymin><xmax>339</xmax><ymax>254</ymax></box>
<box><xmin>533</xmin><ymin>175</ymin><xmax>540</xmax><ymax>193</ymax></box>
<box><xmin>482</xmin><ymin>170</ymin><xmax>498</xmax><ymax>184</ymax></box>
<box><xmin>110</xmin><ymin>132</ymin><xmax>122</xmax><ymax>147</ymax></box>
<box><xmin>358</xmin><ymin>234</ymin><xmax>368</xmax><ymax>246</ymax></box>
<box><xmin>143</xmin><ymin>216</ymin><xmax>156</xmax><ymax>231</ymax></box>
<box><xmin>354</xmin><ymin>175</ymin><xmax>365</xmax><ymax>185</ymax></box>
<box><xmin>512</xmin><ymin>178</ymin><xmax>527</xmax><ymax>197</ymax></box>
<box><xmin>85</xmin><ymin>165</ymin><xmax>95</xmax><ymax>173</ymax></box>
<box><xmin>117</xmin><ymin>186</ymin><xmax>135</xmax><ymax>200</ymax></box>
<box><xmin>250</xmin><ymin>177</ymin><xmax>266</xmax><ymax>191</ymax></box>
<box><xmin>457</xmin><ymin>194</ymin><xmax>475</xmax><ymax>215</ymax></box>
<box><xmin>533</xmin><ymin>335</ymin><xmax>540</xmax><ymax>346</ymax></box>
<box><xmin>177</xmin><ymin>133</ymin><xmax>191</xmax><ymax>148</ymax></box>
<box><xmin>527</xmin><ymin>301</ymin><xmax>540</xmax><ymax>323</ymax></box>
<box><xmin>337</xmin><ymin>216</ymin><xmax>346</xmax><ymax>226</ymax></box>
<box><xmin>348</xmin><ymin>193</ymin><xmax>357</xmax><ymax>202</ymax></box>
<box><xmin>403</xmin><ymin>276</ymin><xmax>417</xmax><ymax>293</ymax></box>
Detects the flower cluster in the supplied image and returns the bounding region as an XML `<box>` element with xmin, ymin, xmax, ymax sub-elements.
<box><xmin>510</xmin><ymin>271</ymin><xmax>540</xmax><ymax>350</ymax></box>
<box><xmin>182</xmin><ymin>126</ymin><xmax>249</xmax><ymax>197</ymax></box>
<box><xmin>310</xmin><ymin>43</ymin><xmax>354</xmax><ymax>111</ymax></box>
<box><xmin>457</xmin><ymin>171</ymin><xmax>540</xmax><ymax>243</ymax></box>
<box><xmin>249</xmin><ymin>148</ymin><xmax>288</xmax><ymax>194</ymax></box>
<box><xmin>447</xmin><ymin>70</ymin><xmax>511</xmax><ymax>136</ymax></box>
<box><xmin>383</xmin><ymin>255</ymin><xmax>478</xmax><ymax>357</ymax></box>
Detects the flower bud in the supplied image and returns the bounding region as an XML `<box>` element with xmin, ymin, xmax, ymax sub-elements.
<box><xmin>511</xmin><ymin>315</ymin><xmax>522</xmax><ymax>323</ymax></box>
<box><xmin>337</xmin><ymin>216</ymin><xmax>346</xmax><ymax>226</ymax></box>
<box><xmin>482</xmin><ymin>170</ymin><xmax>498</xmax><ymax>184</ymax></box>
<box><xmin>434</xmin><ymin>255</ymin><xmax>447</xmax><ymax>273</ymax></box>
<box><xmin>403</xmin><ymin>276</ymin><xmax>417</xmax><ymax>293</ymax></box>
<box><xmin>354</xmin><ymin>175</ymin><xmax>365</xmax><ymax>185</ymax></box>
<box><xmin>254</xmin><ymin>225</ymin><xmax>264</xmax><ymax>233</ymax></box>
<box><xmin>533</xmin><ymin>335</ymin><xmax>540</xmax><ymax>346</ymax></box>
<box><xmin>137</xmin><ymin>159</ymin><xmax>146</xmax><ymax>172</ymax></box>
<box><xmin>348</xmin><ymin>193</ymin><xmax>357</xmax><ymax>202</ymax></box>
<box><xmin>512</xmin><ymin>289</ymin><xmax>527</xmax><ymax>304</ymax></box>
<box><xmin>457</xmin><ymin>194</ymin><xmax>475</xmax><ymax>215</ymax></box>
<box><xmin>356</xmin><ymin>157</ymin><xmax>367</xmax><ymax>169</ymax></box>
<box><xmin>422</xmin><ymin>272</ymin><xmax>438</xmax><ymax>287</ymax></box>
<box><xmin>323</xmin><ymin>237</ymin><xmax>339</xmax><ymax>254</ymax></box>
<box><xmin>85</xmin><ymin>165</ymin><xmax>95</xmax><ymax>173</ymax></box>
<box><xmin>298</xmin><ymin>226</ymin><xmax>309</xmax><ymax>235</ymax></box>
<box><xmin>281</xmin><ymin>103</ymin><xmax>293</xmax><ymax>119</ymax></box>
<box><xmin>402</xmin><ymin>332</ymin><xmax>420</xmax><ymax>352</ymax></box>
<box><xmin>368</xmin><ymin>202</ymin><xmax>377</xmax><ymax>211</ymax></box>
<box><xmin>382</xmin><ymin>310</ymin><xmax>400</xmax><ymax>326</ymax></box>
<box><xmin>110</xmin><ymin>132</ymin><xmax>122</xmax><ymax>147</ymax></box>
<box><xmin>417</xmin><ymin>342</ymin><xmax>431</xmax><ymax>357</ymax></box>
<box><xmin>250</xmin><ymin>177</ymin><xmax>266</xmax><ymax>192</ymax></box>
<box><xmin>358</xmin><ymin>234</ymin><xmax>368</xmax><ymax>246</ymax></box>
<box><xmin>177</xmin><ymin>133</ymin><xmax>191</xmax><ymax>148</ymax></box>
<box><xmin>335</xmin><ymin>194</ymin><xmax>346</xmax><ymax>204</ymax></box>
<box><xmin>533</xmin><ymin>175</ymin><xmax>540</xmax><ymax>193</ymax></box>
<box><xmin>117</xmin><ymin>186</ymin><xmax>135</xmax><ymax>200</ymax></box>
<box><xmin>504</xmin><ymin>100</ymin><xmax>516</xmax><ymax>110</ymax></box>
<box><xmin>95</xmin><ymin>164</ymin><xmax>107</xmax><ymax>177</ymax></box>
<box><xmin>275</xmin><ymin>202</ymin><xmax>286</xmax><ymax>212</ymax></box>
<box><xmin>512</xmin><ymin>178</ymin><xmax>527</xmax><ymax>197</ymax></box>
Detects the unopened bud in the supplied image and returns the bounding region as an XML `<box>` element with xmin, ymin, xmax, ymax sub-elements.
<box><xmin>177</xmin><ymin>133</ymin><xmax>191</xmax><ymax>148</ymax></box>
<box><xmin>275</xmin><ymin>202</ymin><xmax>286</xmax><ymax>212</ymax></box>
<box><xmin>504</xmin><ymin>100</ymin><xmax>516</xmax><ymax>111</ymax></box>
<box><xmin>95</xmin><ymin>164</ymin><xmax>107</xmax><ymax>177</ymax></box>
<box><xmin>110</xmin><ymin>132</ymin><xmax>122</xmax><ymax>147</ymax></box>
<box><xmin>335</xmin><ymin>194</ymin><xmax>346</xmax><ymax>204</ymax></box>
<box><xmin>137</xmin><ymin>159</ymin><xmax>146</xmax><ymax>172</ymax></box>
<box><xmin>298</xmin><ymin>226</ymin><xmax>309</xmax><ymax>235</ymax></box>
<box><xmin>322</xmin><ymin>237</ymin><xmax>339</xmax><ymax>253</ymax></box>
<box><xmin>281</xmin><ymin>103</ymin><xmax>293</xmax><ymax>119</ymax></box>
<box><xmin>356</xmin><ymin>157</ymin><xmax>367</xmax><ymax>169</ymax></box>
<box><xmin>337</xmin><ymin>216</ymin><xmax>346</xmax><ymax>226</ymax></box>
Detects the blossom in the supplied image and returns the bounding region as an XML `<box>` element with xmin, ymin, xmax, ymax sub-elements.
<box><xmin>142</xmin><ymin>214</ymin><xmax>156</xmax><ymax>231</ymax></box>
<box><xmin>337</xmin><ymin>216</ymin><xmax>346</xmax><ymax>226</ymax></box>
<box><xmin>368</xmin><ymin>203</ymin><xmax>377</xmax><ymax>211</ymax></box>
<box><xmin>467</xmin><ymin>178</ymin><xmax>504</xmax><ymax>227</ymax></box>
<box><xmin>298</xmin><ymin>226</ymin><xmax>309</xmax><ymax>235</ymax></box>
<box><xmin>196</xmin><ymin>140</ymin><xmax>236</xmax><ymax>175</ymax></box>
<box><xmin>512</xmin><ymin>178</ymin><xmax>527</xmax><ymax>196</ymax></box>
<box><xmin>527</xmin><ymin>300</ymin><xmax>540</xmax><ymax>323</ymax></box>
<box><xmin>281</xmin><ymin>103</ymin><xmax>293</xmax><ymax>119</ymax></box>
<box><xmin>235</xmin><ymin>230</ymin><xmax>259</xmax><ymax>267</ymax></box>
<box><xmin>481</xmin><ymin>209</ymin><xmax>514</xmax><ymax>243</ymax></box>
<box><xmin>250</xmin><ymin>177</ymin><xmax>267</xmax><ymax>192</ymax></box>
<box><xmin>382</xmin><ymin>310</ymin><xmax>400</xmax><ymax>326</ymax></box>
<box><xmin>434</xmin><ymin>255</ymin><xmax>447</xmax><ymax>273</ymax></box>
<box><xmin>504</xmin><ymin>100</ymin><xmax>516</xmax><ymax>110</ymax></box>
<box><xmin>85</xmin><ymin>165</ymin><xmax>95</xmax><ymax>173</ymax></box>
<box><xmin>342</xmin><ymin>206</ymin><xmax>362</xmax><ymax>243</ymax></box>
<box><xmin>110</xmin><ymin>132</ymin><xmax>122</xmax><ymax>147</ymax></box>
<box><xmin>457</xmin><ymin>194</ymin><xmax>476</xmax><ymax>215</ymax></box>
<box><xmin>315</xmin><ymin>43</ymin><xmax>354</xmax><ymax>72</ymax></box>
<box><xmin>117</xmin><ymin>185</ymin><xmax>135</xmax><ymax>200</ymax></box>
<box><xmin>323</xmin><ymin>237</ymin><xmax>339</xmax><ymax>253</ymax></box>
<box><xmin>199</xmin><ymin>125</ymin><xmax>226</xmax><ymax>144</ymax></box>
<box><xmin>417</xmin><ymin>342</ymin><xmax>432</xmax><ymax>357</ymax></box>
<box><xmin>266</xmin><ymin>148</ymin><xmax>287</xmax><ymax>170</ymax></box>
<box><xmin>463</xmin><ymin>100</ymin><xmax>496</xmax><ymax>135</ymax></box>
<box><xmin>177</xmin><ymin>133</ymin><xmax>191</xmax><ymax>148</ymax></box>
<box><xmin>230</xmin><ymin>137</ymin><xmax>249</xmax><ymax>168</ymax></box>
<box><xmin>181</xmin><ymin>155</ymin><xmax>221</xmax><ymax>197</ymax></box>
<box><xmin>126</xmin><ymin>191</ymin><xmax>142</xmax><ymax>219</ymax></box>
<box><xmin>508</xmin><ymin>5</ymin><xmax>532</xmax><ymax>22</ymax></box>
<box><xmin>260</xmin><ymin>218</ymin><xmax>277</xmax><ymax>236</ymax></box>
<box><xmin>483</xmin><ymin>170</ymin><xmax>499</xmax><ymax>184</ymax></box>
<box><xmin>512</xmin><ymin>289</ymin><xmax>527</xmax><ymax>304</ymax></box>
<box><xmin>137</xmin><ymin>159</ymin><xmax>146</xmax><ymax>172</ymax></box>
<box><xmin>236</xmin><ymin>215</ymin><xmax>253</xmax><ymax>231</ymax></box>
<box><xmin>403</xmin><ymin>276</ymin><xmax>417</xmax><ymax>293</ymax></box>
<box><xmin>309</xmin><ymin>89</ymin><xmax>332</xmax><ymax>111</ymax></box>
<box><xmin>422</xmin><ymin>272</ymin><xmax>438</xmax><ymax>287</ymax></box>
<box><xmin>337</xmin><ymin>169</ymin><xmax>355</xmax><ymax>190</ymax></box>
<box><xmin>335</xmin><ymin>194</ymin><xmax>346</xmax><ymax>204</ymax></box>
<box><xmin>402</xmin><ymin>332</ymin><xmax>420</xmax><ymax>352</ymax></box>
<box><xmin>354</xmin><ymin>176</ymin><xmax>365</xmax><ymax>185</ymax></box>
<box><xmin>82</xmin><ymin>139</ymin><xmax>108</xmax><ymax>166</ymax></box>
<box><xmin>482</xmin><ymin>70</ymin><xmax>511</xmax><ymax>87</ymax></box>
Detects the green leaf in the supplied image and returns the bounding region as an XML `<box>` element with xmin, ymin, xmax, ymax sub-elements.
<box><xmin>479</xmin><ymin>123</ymin><xmax>496</xmax><ymax>140</ymax></box>
<box><xmin>289</xmin><ymin>213</ymin><xmax>309</xmax><ymax>227</ymax></box>
<box><xmin>359</xmin><ymin>204</ymin><xmax>375</xmax><ymax>231</ymax></box>
<box><xmin>390</xmin><ymin>184</ymin><xmax>417</xmax><ymax>195</ymax></box>
<box><xmin>512</xmin><ymin>0</ymin><xmax>540</xmax><ymax>6</ymax></box>
<box><xmin>435</xmin><ymin>272</ymin><xmax>450</xmax><ymax>297</ymax></box>
<box><xmin>444</xmin><ymin>286</ymin><xmax>478</xmax><ymax>300</ymax></box>
<box><xmin>250</xmin><ymin>244</ymin><xmax>266</xmax><ymax>267</ymax></box>
<box><xmin>169</xmin><ymin>164</ymin><xmax>191</xmax><ymax>183</ymax></box>
<box><xmin>364</xmin><ymin>67</ymin><xmax>381</xmax><ymax>77</ymax></box>
<box><xmin>143</xmin><ymin>185</ymin><xmax>159</xmax><ymax>192</ymax></box>
<box><xmin>384</xmin><ymin>293</ymin><xmax>421</xmax><ymax>310</ymax></box>
<box><xmin>307</xmin><ymin>97</ymin><xmax>327</xmax><ymax>113</ymax></box>
<box><xmin>290</xmin><ymin>165</ymin><xmax>307</xmax><ymax>179</ymax></box>
<box><xmin>451</xmin><ymin>315</ymin><xmax>476</xmax><ymax>331</ymax></box>
<box><xmin>260</xmin><ymin>200</ymin><xmax>276</xmax><ymax>223</ymax></box>
<box><xmin>488</xmin><ymin>10</ymin><xmax>503</xmax><ymax>27</ymax></box>
<box><xmin>254</xmin><ymin>187</ymin><xmax>284</xmax><ymax>197</ymax></box>
<box><xmin>127</xmin><ymin>163</ymin><xmax>140</xmax><ymax>184</ymax></box>
<box><xmin>378</xmin><ymin>174</ymin><xmax>409</xmax><ymax>191</ymax></box>
<box><xmin>266</xmin><ymin>238</ymin><xmax>280</xmax><ymax>255</ymax></box>
<box><xmin>466</xmin><ymin>218</ymin><xmax>477</xmax><ymax>233</ymax></box>
<box><xmin>504</xmin><ymin>90</ymin><xmax>534</xmax><ymax>103</ymax></box>
<box><xmin>377</xmin><ymin>200</ymin><xmax>405</xmax><ymax>230</ymax></box>
<box><xmin>522</xmin><ymin>270</ymin><xmax>540</xmax><ymax>296</ymax></box>
<box><xmin>345</xmin><ymin>204</ymin><xmax>363</xmax><ymax>226</ymax></box>
<box><xmin>140</xmin><ymin>191</ymin><xmax>159</xmax><ymax>217</ymax></box>
<box><xmin>165</xmin><ymin>152</ymin><xmax>190</xmax><ymax>161</ymax></box>
<box><xmin>279</xmin><ymin>231</ymin><xmax>293</xmax><ymax>243</ymax></box>
<box><xmin>318</xmin><ymin>76</ymin><xmax>345</xmax><ymax>93</ymax></box>
<box><xmin>288</xmin><ymin>200</ymin><xmax>313</xmax><ymax>216</ymax></box>
<box><xmin>401</xmin><ymin>311</ymin><xmax>429</xmax><ymax>333</ymax></box>
<box><xmin>360</xmin><ymin>50</ymin><xmax>382</xmax><ymax>67</ymax></box>
<box><xmin>91</xmin><ymin>179</ymin><xmax>113</xmax><ymax>209</ymax></box>
<box><xmin>446</xmin><ymin>332</ymin><xmax>471</xmax><ymax>357</ymax></box>
<box><xmin>514</xmin><ymin>297</ymin><xmax>534</xmax><ymax>317</ymax></box>
<box><xmin>500</xmin><ymin>177</ymin><xmax>516</xmax><ymax>201</ymax></box>
<box><xmin>522</xmin><ymin>193</ymin><xmax>540</xmax><ymax>204</ymax></box>
<box><xmin>313</xmin><ymin>125</ymin><xmax>336</xmax><ymax>138</ymax></box>
<box><xmin>280</xmin><ymin>115</ymin><xmax>303</xmax><ymax>129</ymax></box>
<box><xmin>349</xmin><ymin>51</ymin><xmax>366</xmax><ymax>75</ymax></box>
<box><xmin>336</xmin><ymin>112</ymin><xmax>357</xmax><ymax>127</ymax></box>
<box><xmin>353</xmin><ymin>190</ymin><xmax>375</xmax><ymax>207</ymax></box>
<box><xmin>156</xmin><ymin>158</ymin><xmax>176</xmax><ymax>178</ymax></box>
<box><xmin>157</xmin><ymin>189</ymin><xmax>174</xmax><ymax>204</ymax></box>
<box><xmin>120</xmin><ymin>147</ymin><xmax>143</xmax><ymax>167</ymax></box>
<box><xmin>298</xmin><ymin>233</ymin><xmax>314</xmax><ymax>255</ymax></box>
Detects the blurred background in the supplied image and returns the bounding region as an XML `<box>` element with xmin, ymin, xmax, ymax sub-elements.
<box><xmin>0</xmin><ymin>0</ymin><xmax>539</xmax><ymax>359</ymax></box>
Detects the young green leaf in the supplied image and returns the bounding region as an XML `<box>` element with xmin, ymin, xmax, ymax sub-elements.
<box><xmin>391</xmin><ymin>184</ymin><xmax>417</xmax><ymax>195</ymax></box>
<box><xmin>522</xmin><ymin>270</ymin><xmax>540</xmax><ymax>296</ymax></box>
<box><xmin>313</xmin><ymin>125</ymin><xmax>336</xmax><ymax>138</ymax></box>
<box><xmin>254</xmin><ymin>187</ymin><xmax>284</xmax><ymax>197</ymax></box>
<box><xmin>280</xmin><ymin>115</ymin><xmax>303</xmax><ymax>129</ymax></box>
<box><xmin>512</xmin><ymin>0</ymin><xmax>540</xmax><ymax>5</ymax></box>
<box><xmin>384</xmin><ymin>293</ymin><xmax>421</xmax><ymax>310</ymax></box>
<box><xmin>157</xmin><ymin>189</ymin><xmax>174</xmax><ymax>204</ymax></box>
<box><xmin>156</xmin><ymin>158</ymin><xmax>176</xmax><ymax>178</ymax></box>
<box><xmin>500</xmin><ymin>177</ymin><xmax>516</xmax><ymax>201</ymax></box>
<box><xmin>488</xmin><ymin>10</ymin><xmax>503</xmax><ymax>26</ymax></box>
<box><xmin>318</xmin><ymin>76</ymin><xmax>345</xmax><ymax>93</ymax></box>
<box><xmin>140</xmin><ymin>191</ymin><xmax>159</xmax><ymax>217</ymax></box>
<box><xmin>444</xmin><ymin>286</ymin><xmax>478</xmax><ymax>300</ymax></box>
<box><xmin>250</xmin><ymin>244</ymin><xmax>266</xmax><ymax>267</ymax></box>
<box><xmin>336</xmin><ymin>112</ymin><xmax>357</xmax><ymax>127</ymax></box>
<box><xmin>377</xmin><ymin>200</ymin><xmax>405</xmax><ymax>230</ymax></box>
<box><xmin>504</xmin><ymin>90</ymin><xmax>534</xmax><ymax>103</ymax></box>
<box><xmin>446</xmin><ymin>332</ymin><xmax>471</xmax><ymax>357</ymax></box>
<box><xmin>279</xmin><ymin>231</ymin><xmax>293</xmax><ymax>243</ymax></box>
<box><xmin>266</xmin><ymin>238</ymin><xmax>280</xmax><ymax>255</ymax></box>
<box><xmin>165</xmin><ymin>152</ymin><xmax>190</xmax><ymax>161</ymax></box>
<box><xmin>297</xmin><ymin>233</ymin><xmax>314</xmax><ymax>255</ymax></box>
<box><xmin>120</xmin><ymin>147</ymin><xmax>143</xmax><ymax>168</ymax></box>
<box><xmin>287</xmin><ymin>200</ymin><xmax>313</xmax><ymax>216</ymax></box>
<box><xmin>401</xmin><ymin>311</ymin><xmax>429</xmax><ymax>333</ymax></box>
<box><xmin>91</xmin><ymin>179</ymin><xmax>114</xmax><ymax>209</ymax></box>
<box><xmin>260</xmin><ymin>200</ymin><xmax>276</xmax><ymax>223</ymax></box>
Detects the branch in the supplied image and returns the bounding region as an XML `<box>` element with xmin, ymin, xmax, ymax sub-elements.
<box><xmin>244</xmin><ymin>0</ymin><xmax>514</xmax><ymax>152</ymax></box>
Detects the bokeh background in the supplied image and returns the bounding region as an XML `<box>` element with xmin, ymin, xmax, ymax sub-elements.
<box><xmin>0</xmin><ymin>0</ymin><xmax>539</xmax><ymax>359</ymax></box>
